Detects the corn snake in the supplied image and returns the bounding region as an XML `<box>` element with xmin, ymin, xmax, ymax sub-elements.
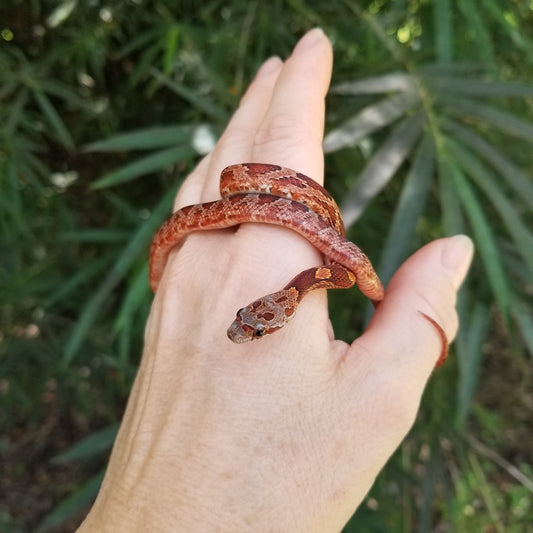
<box><xmin>149</xmin><ymin>163</ymin><xmax>447</xmax><ymax>365</ymax></box>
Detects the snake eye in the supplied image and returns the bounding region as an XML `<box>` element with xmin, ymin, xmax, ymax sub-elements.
<box><xmin>254</xmin><ymin>326</ymin><xmax>266</xmax><ymax>338</ymax></box>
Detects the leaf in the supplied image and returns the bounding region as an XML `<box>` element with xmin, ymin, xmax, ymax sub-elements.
<box><xmin>438</xmin><ymin>157</ymin><xmax>465</xmax><ymax>235</ymax></box>
<box><xmin>91</xmin><ymin>145</ymin><xmax>195</xmax><ymax>189</ymax></box>
<box><xmin>340</xmin><ymin>112</ymin><xmax>425</xmax><ymax>228</ymax></box>
<box><xmin>163</xmin><ymin>24</ymin><xmax>180</xmax><ymax>75</ymax></box>
<box><xmin>41</xmin><ymin>79</ymin><xmax>93</xmax><ymax>111</ymax></box>
<box><xmin>115</xmin><ymin>263</ymin><xmax>150</xmax><ymax>363</ymax></box>
<box><xmin>442</xmin><ymin>96</ymin><xmax>533</xmax><ymax>142</ymax></box>
<box><xmin>510</xmin><ymin>296</ymin><xmax>533</xmax><ymax>357</ymax></box>
<box><xmin>150</xmin><ymin>68</ymin><xmax>228</xmax><ymax>123</ymax></box>
<box><xmin>35</xmin><ymin>473</ymin><xmax>103</xmax><ymax>533</ymax></box>
<box><xmin>378</xmin><ymin>135</ymin><xmax>435</xmax><ymax>284</ymax></box>
<box><xmin>85</xmin><ymin>125</ymin><xmax>195</xmax><ymax>152</ymax></box>
<box><xmin>330</xmin><ymin>72</ymin><xmax>416</xmax><ymax>94</ymax></box>
<box><xmin>457</xmin><ymin>0</ymin><xmax>497</xmax><ymax>71</ymax></box>
<box><xmin>442</xmin><ymin>118</ymin><xmax>533</xmax><ymax>212</ymax></box>
<box><xmin>32</xmin><ymin>88</ymin><xmax>74</xmax><ymax>149</ymax></box>
<box><xmin>455</xmin><ymin>300</ymin><xmax>490</xmax><ymax>427</ymax></box>
<box><xmin>421</xmin><ymin>63</ymin><xmax>486</xmax><ymax>76</ymax></box>
<box><xmin>51</xmin><ymin>424</ymin><xmax>119</xmax><ymax>464</ymax></box>
<box><xmin>44</xmin><ymin>256</ymin><xmax>113</xmax><ymax>307</ymax></box>
<box><xmin>0</xmin><ymin>157</ymin><xmax>31</xmax><ymax>239</ymax></box>
<box><xmin>323</xmin><ymin>92</ymin><xmax>419</xmax><ymax>153</ymax></box>
<box><xmin>105</xmin><ymin>192</ymin><xmax>149</xmax><ymax>224</ymax></box>
<box><xmin>444</xmin><ymin>154</ymin><xmax>511</xmax><ymax>322</ymax></box>
<box><xmin>60</xmin><ymin>230</ymin><xmax>131</xmax><ymax>243</ymax></box>
<box><xmin>428</xmin><ymin>77</ymin><xmax>533</xmax><ymax>97</ymax></box>
<box><xmin>115</xmin><ymin>264</ymin><xmax>149</xmax><ymax>333</ymax></box>
<box><xmin>45</xmin><ymin>0</ymin><xmax>77</xmax><ymax>28</ymax></box>
<box><xmin>5</xmin><ymin>86</ymin><xmax>29</xmax><ymax>133</ymax></box>
<box><xmin>62</xmin><ymin>186</ymin><xmax>178</xmax><ymax>366</ymax></box>
<box><xmin>115</xmin><ymin>26</ymin><xmax>161</xmax><ymax>59</ymax></box>
<box><xmin>480</xmin><ymin>0</ymin><xmax>533</xmax><ymax>60</ymax></box>
<box><xmin>433</xmin><ymin>0</ymin><xmax>454</xmax><ymax>63</ymax></box>
<box><xmin>62</xmin><ymin>283</ymin><xmax>113</xmax><ymax>368</ymax></box>
<box><xmin>449</xmin><ymin>139</ymin><xmax>533</xmax><ymax>277</ymax></box>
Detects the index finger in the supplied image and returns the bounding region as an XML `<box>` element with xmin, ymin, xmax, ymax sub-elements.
<box><xmin>251</xmin><ymin>28</ymin><xmax>333</xmax><ymax>182</ymax></box>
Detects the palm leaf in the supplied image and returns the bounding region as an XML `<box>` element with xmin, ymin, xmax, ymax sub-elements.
<box><xmin>479</xmin><ymin>0</ymin><xmax>533</xmax><ymax>62</ymax></box>
<box><xmin>323</xmin><ymin>92</ymin><xmax>419</xmax><ymax>153</ymax></box>
<box><xmin>438</xmin><ymin>155</ymin><xmax>466</xmax><ymax>235</ymax></box>
<box><xmin>330</xmin><ymin>72</ymin><xmax>416</xmax><ymax>94</ymax></box>
<box><xmin>442</xmin><ymin>118</ymin><xmax>533</xmax><ymax>211</ymax></box>
<box><xmin>458</xmin><ymin>0</ymin><xmax>497</xmax><ymax>70</ymax></box>
<box><xmin>35</xmin><ymin>473</ymin><xmax>104</xmax><ymax>533</ymax></box>
<box><xmin>91</xmin><ymin>145</ymin><xmax>195</xmax><ymax>189</ymax></box>
<box><xmin>85</xmin><ymin>125</ymin><xmax>196</xmax><ymax>152</ymax></box>
<box><xmin>378</xmin><ymin>135</ymin><xmax>435</xmax><ymax>284</ymax></box>
<box><xmin>427</xmin><ymin>78</ymin><xmax>533</xmax><ymax>97</ymax></box>
<box><xmin>32</xmin><ymin>88</ymin><xmax>74</xmax><ymax>149</ymax></box>
<box><xmin>115</xmin><ymin>263</ymin><xmax>151</xmax><ymax>363</ymax></box>
<box><xmin>433</xmin><ymin>0</ymin><xmax>453</xmax><ymax>62</ymax></box>
<box><xmin>442</xmin><ymin>96</ymin><xmax>533</xmax><ymax>142</ymax></box>
<box><xmin>455</xmin><ymin>300</ymin><xmax>491</xmax><ymax>427</ymax></box>
<box><xmin>51</xmin><ymin>424</ymin><xmax>119</xmax><ymax>464</ymax></box>
<box><xmin>449</xmin><ymin>139</ymin><xmax>533</xmax><ymax>277</ymax></box>
<box><xmin>444</xmin><ymin>154</ymin><xmax>511</xmax><ymax>322</ymax></box>
<box><xmin>510</xmin><ymin>296</ymin><xmax>533</xmax><ymax>356</ymax></box>
<box><xmin>340</xmin><ymin>112</ymin><xmax>425</xmax><ymax>227</ymax></box>
<box><xmin>150</xmin><ymin>68</ymin><xmax>229</xmax><ymax>122</ymax></box>
<box><xmin>62</xmin><ymin>185</ymin><xmax>178</xmax><ymax>366</ymax></box>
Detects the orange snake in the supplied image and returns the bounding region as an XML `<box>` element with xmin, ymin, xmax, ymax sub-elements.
<box><xmin>149</xmin><ymin>163</ymin><xmax>447</xmax><ymax>365</ymax></box>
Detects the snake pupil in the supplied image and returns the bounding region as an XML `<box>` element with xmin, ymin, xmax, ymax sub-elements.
<box><xmin>254</xmin><ymin>326</ymin><xmax>266</xmax><ymax>337</ymax></box>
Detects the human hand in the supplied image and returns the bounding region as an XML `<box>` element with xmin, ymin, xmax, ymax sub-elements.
<box><xmin>78</xmin><ymin>28</ymin><xmax>473</xmax><ymax>533</ymax></box>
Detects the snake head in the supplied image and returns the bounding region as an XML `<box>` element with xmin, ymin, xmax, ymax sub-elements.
<box><xmin>226</xmin><ymin>304</ymin><xmax>269</xmax><ymax>343</ymax></box>
<box><xmin>226</xmin><ymin>289</ymin><xmax>298</xmax><ymax>343</ymax></box>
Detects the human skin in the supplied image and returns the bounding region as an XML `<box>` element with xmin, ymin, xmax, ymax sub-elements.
<box><xmin>77</xmin><ymin>28</ymin><xmax>474</xmax><ymax>532</ymax></box>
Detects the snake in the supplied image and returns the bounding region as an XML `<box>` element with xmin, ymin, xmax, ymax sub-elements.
<box><xmin>149</xmin><ymin>163</ymin><xmax>447</xmax><ymax>365</ymax></box>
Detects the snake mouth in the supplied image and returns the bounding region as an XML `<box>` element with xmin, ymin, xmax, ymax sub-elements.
<box><xmin>226</xmin><ymin>321</ymin><xmax>255</xmax><ymax>343</ymax></box>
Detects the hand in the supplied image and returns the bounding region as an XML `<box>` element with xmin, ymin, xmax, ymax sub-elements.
<box><xmin>78</xmin><ymin>28</ymin><xmax>473</xmax><ymax>533</ymax></box>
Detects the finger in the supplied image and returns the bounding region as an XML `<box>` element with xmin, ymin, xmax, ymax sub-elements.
<box><xmin>251</xmin><ymin>28</ymin><xmax>333</xmax><ymax>182</ymax></box>
<box><xmin>218</xmin><ymin>30</ymin><xmax>334</xmax><ymax>340</ymax></box>
<box><xmin>334</xmin><ymin>236</ymin><xmax>473</xmax><ymax>455</ymax></box>
<box><xmin>204</xmin><ymin>56</ymin><xmax>285</xmax><ymax>203</ymax></box>
<box><xmin>349</xmin><ymin>234</ymin><xmax>474</xmax><ymax>381</ymax></box>
<box><xmin>173</xmin><ymin>56</ymin><xmax>284</xmax><ymax>210</ymax></box>
<box><xmin>217</xmin><ymin>56</ymin><xmax>284</xmax><ymax>160</ymax></box>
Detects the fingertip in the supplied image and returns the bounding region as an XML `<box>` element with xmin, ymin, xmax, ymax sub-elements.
<box><xmin>290</xmin><ymin>28</ymin><xmax>333</xmax><ymax>85</ymax></box>
<box><xmin>292</xmin><ymin>28</ymin><xmax>330</xmax><ymax>55</ymax></box>
<box><xmin>254</xmin><ymin>56</ymin><xmax>283</xmax><ymax>80</ymax></box>
<box><xmin>440</xmin><ymin>234</ymin><xmax>475</xmax><ymax>291</ymax></box>
<box><xmin>350</xmin><ymin>236</ymin><xmax>474</xmax><ymax>377</ymax></box>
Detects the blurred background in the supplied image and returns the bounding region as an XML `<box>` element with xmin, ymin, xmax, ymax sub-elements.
<box><xmin>1</xmin><ymin>1</ymin><xmax>532</xmax><ymax>531</ymax></box>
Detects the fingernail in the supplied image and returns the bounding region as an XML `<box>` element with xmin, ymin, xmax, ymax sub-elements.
<box><xmin>293</xmin><ymin>28</ymin><xmax>327</xmax><ymax>54</ymax></box>
<box><xmin>256</xmin><ymin>56</ymin><xmax>283</xmax><ymax>78</ymax></box>
<box><xmin>442</xmin><ymin>235</ymin><xmax>474</xmax><ymax>289</ymax></box>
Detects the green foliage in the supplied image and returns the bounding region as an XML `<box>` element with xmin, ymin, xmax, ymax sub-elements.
<box><xmin>1</xmin><ymin>0</ymin><xmax>532</xmax><ymax>531</ymax></box>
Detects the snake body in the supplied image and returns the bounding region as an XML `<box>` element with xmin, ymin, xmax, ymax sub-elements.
<box><xmin>149</xmin><ymin>163</ymin><xmax>446</xmax><ymax>364</ymax></box>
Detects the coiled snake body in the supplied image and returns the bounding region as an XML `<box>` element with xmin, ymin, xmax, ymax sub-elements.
<box><xmin>149</xmin><ymin>163</ymin><xmax>446</xmax><ymax>364</ymax></box>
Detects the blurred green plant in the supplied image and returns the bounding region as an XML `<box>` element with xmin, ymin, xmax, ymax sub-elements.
<box><xmin>1</xmin><ymin>0</ymin><xmax>532</xmax><ymax>532</ymax></box>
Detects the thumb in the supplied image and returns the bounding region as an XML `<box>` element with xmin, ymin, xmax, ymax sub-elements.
<box><xmin>352</xmin><ymin>235</ymin><xmax>474</xmax><ymax>381</ymax></box>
